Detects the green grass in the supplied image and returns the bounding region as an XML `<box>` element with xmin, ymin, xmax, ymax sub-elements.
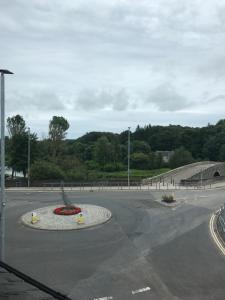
<box><xmin>98</xmin><ymin>168</ymin><xmax>170</xmax><ymax>179</ymax></box>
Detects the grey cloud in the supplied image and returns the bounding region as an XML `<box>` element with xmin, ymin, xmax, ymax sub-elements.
<box><xmin>75</xmin><ymin>89</ymin><xmax>130</xmax><ymax>111</ymax></box>
<box><xmin>146</xmin><ymin>83</ymin><xmax>189</xmax><ymax>111</ymax></box>
<box><xmin>8</xmin><ymin>90</ymin><xmax>65</xmax><ymax>113</ymax></box>
<box><xmin>1</xmin><ymin>0</ymin><xmax>225</xmax><ymax>137</ymax></box>
<box><xmin>198</xmin><ymin>56</ymin><xmax>225</xmax><ymax>79</ymax></box>
<box><xmin>205</xmin><ymin>94</ymin><xmax>225</xmax><ymax>104</ymax></box>
<box><xmin>1</xmin><ymin>0</ymin><xmax>224</xmax><ymax>82</ymax></box>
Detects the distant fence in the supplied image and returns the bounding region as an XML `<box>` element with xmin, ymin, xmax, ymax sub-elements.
<box><xmin>6</xmin><ymin>179</ymin><xmax>142</xmax><ymax>188</ymax></box>
<box><xmin>6</xmin><ymin>178</ymin><xmax>27</xmax><ymax>188</ymax></box>
<box><xmin>5</xmin><ymin>178</ymin><xmax>215</xmax><ymax>190</ymax></box>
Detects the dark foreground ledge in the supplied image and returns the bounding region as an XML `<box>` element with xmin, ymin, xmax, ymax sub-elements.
<box><xmin>0</xmin><ymin>261</ymin><xmax>71</xmax><ymax>300</ymax></box>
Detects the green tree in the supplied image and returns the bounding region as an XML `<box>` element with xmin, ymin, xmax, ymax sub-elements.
<box><xmin>94</xmin><ymin>136</ymin><xmax>111</xmax><ymax>168</ymax></box>
<box><xmin>7</xmin><ymin>115</ymin><xmax>26</xmax><ymax>137</ymax></box>
<box><xmin>110</xmin><ymin>137</ymin><xmax>122</xmax><ymax>165</ymax></box>
<box><xmin>67</xmin><ymin>142</ymin><xmax>86</xmax><ymax>161</ymax></box>
<box><xmin>130</xmin><ymin>152</ymin><xmax>150</xmax><ymax>169</ymax></box>
<box><xmin>154</xmin><ymin>152</ymin><xmax>163</xmax><ymax>169</ymax></box>
<box><xmin>7</xmin><ymin>115</ymin><xmax>38</xmax><ymax>178</ymax></box>
<box><xmin>133</xmin><ymin>140</ymin><xmax>151</xmax><ymax>154</ymax></box>
<box><xmin>202</xmin><ymin>136</ymin><xmax>218</xmax><ymax>161</ymax></box>
<box><xmin>8</xmin><ymin>132</ymin><xmax>38</xmax><ymax>178</ymax></box>
<box><xmin>30</xmin><ymin>160</ymin><xmax>65</xmax><ymax>180</ymax></box>
<box><xmin>36</xmin><ymin>139</ymin><xmax>51</xmax><ymax>161</ymax></box>
<box><xmin>219</xmin><ymin>144</ymin><xmax>225</xmax><ymax>161</ymax></box>
<box><xmin>169</xmin><ymin>147</ymin><xmax>194</xmax><ymax>168</ymax></box>
<box><xmin>49</xmin><ymin>116</ymin><xmax>69</xmax><ymax>159</ymax></box>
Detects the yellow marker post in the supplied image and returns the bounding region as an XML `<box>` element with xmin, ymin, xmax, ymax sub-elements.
<box><xmin>76</xmin><ymin>213</ymin><xmax>85</xmax><ymax>225</ymax></box>
<box><xmin>31</xmin><ymin>212</ymin><xmax>39</xmax><ymax>224</ymax></box>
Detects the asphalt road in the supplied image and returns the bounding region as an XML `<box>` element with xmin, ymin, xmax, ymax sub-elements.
<box><xmin>3</xmin><ymin>189</ymin><xmax>225</xmax><ymax>300</ymax></box>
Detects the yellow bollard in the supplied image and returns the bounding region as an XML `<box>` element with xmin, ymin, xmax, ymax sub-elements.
<box><xmin>76</xmin><ymin>213</ymin><xmax>85</xmax><ymax>225</ymax></box>
<box><xmin>31</xmin><ymin>212</ymin><xmax>39</xmax><ymax>224</ymax></box>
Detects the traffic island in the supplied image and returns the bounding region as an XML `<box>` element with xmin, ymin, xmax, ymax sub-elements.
<box><xmin>21</xmin><ymin>204</ymin><xmax>112</xmax><ymax>230</ymax></box>
<box><xmin>160</xmin><ymin>194</ymin><xmax>178</xmax><ymax>207</ymax></box>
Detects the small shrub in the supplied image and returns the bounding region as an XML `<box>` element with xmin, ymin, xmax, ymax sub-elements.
<box><xmin>103</xmin><ymin>163</ymin><xmax>126</xmax><ymax>172</ymax></box>
<box><xmin>66</xmin><ymin>170</ymin><xmax>87</xmax><ymax>181</ymax></box>
<box><xmin>86</xmin><ymin>160</ymin><xmax>100</xmax><ymax>170</ymax></box>
<box><xmin>162</xmin><ymin>194</ymin><xmax>175</xmax><ymax>203</ymax></box>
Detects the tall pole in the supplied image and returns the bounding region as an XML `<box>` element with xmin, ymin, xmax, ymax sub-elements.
<box><xmin>28</xmin><ymin>127</ymin><xmax>30</xmax><ymax>188</ymax></box>
<box><xmin>0</xmin><ymin>69</ymin><xmax>13</xmax><ymax>261</ymax></box>
<box><xmin>0</xmin><ymin>73</ymin><xmax>5</xmax><ymax>261</ymax></box>
<box><xmin>200</xmin><ymin>168</ymin><xmax>203</xmax><ymax>188</ymax></box>
<box><xmin>128</xmin><ymin>127</ymin><xmax>131</xmax><ymax>188</ymax></box>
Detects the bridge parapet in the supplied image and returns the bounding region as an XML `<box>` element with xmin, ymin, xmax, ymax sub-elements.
<box><xmin>142</xmin><ymin>161</ymin><xmax>218</xmax><ymax>185</ymax></box>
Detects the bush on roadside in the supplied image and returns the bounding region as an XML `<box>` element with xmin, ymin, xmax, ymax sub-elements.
<box><xmin>103</xmin><ymin>163</ymin><xmax>126</xmax><ymax>172</ymax></box>
<box><xmin>30</xmin><ymin>160</ymin><xmax>65</xmax><ymax>180</ymax></box>
<box><xmin>66</xmin><ymin>170</ymin><xmax>87</xmax><ymax>181</ymax></box>
<box><xmin>162</xmin><ymin>194</ymin><xmax>175</xmax><ymax>203</ymax></box>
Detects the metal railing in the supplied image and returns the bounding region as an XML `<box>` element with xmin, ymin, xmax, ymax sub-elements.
<box><xmin>6</xmin><ymin>180</ymin><xmax>214</xmax><ymax>191</ymax></box>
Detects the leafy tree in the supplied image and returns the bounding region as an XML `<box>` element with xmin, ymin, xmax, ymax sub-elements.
<box><xmin>154</xmin><ymin>152</ymin><xmax>163</xmax><ymax>169</ymax></box>
<box><xmin>7</xmin><ymin>115</ymin><xmax>26</xmax><ymax>137</ymax></box>
<box><xmin>94</xmin><ymin>136</ymin><xmax>111</xmax><ymax>168</ymax></box>
<box><xmin>103</xmin><ymin>162</ymin><xmax>125</xmax><ymax>172</ymax></box>
<box><xmin>133</xmin><ymin>140</ymin><xmax>151</xmax><ymax>154</ymax></box>
<box><xmin>49</xmin><ymin>116</ymin><xmax>69</xmax><ymax>159</ymax></box>
<box><xmin>36</xmin><ymin>139</ymin><xmax>51</xmax><ymax>160</ymax></box>
<box><xmin>7</xmin><ymin>131</ymin><xmax>37</xmax><ymax>177</ymax></box>
<box><xmin>130</xmin><ymin>152</ymin><xmax>150</xmax><ymax>169</ymax></box>
<box><xmin>219</xmin><ymin>144</ymin><xmax>225</xmax><ymax>161</ymax></box>
<box><xmin>169</xmin><ymin>147</ymin><xmax>194</xmax><ymax>168</ymax></box>
<box><xmin>7</xmin><ymin>115</ymin><xmax>38</xmax><ymax>178</ymax></box>
<box><xmin>67</xmin><ymin>142</ymin><xmax>86</xmax><ymax>161</ymax></box>
<box><xmin>119</xmin><ymin>129</ymin><xmax>132</xmax><ymax>144</ymax></box>
<box><xmin>77</xmin><ymin>131</ymin><xmax>116</xmax><ymax>144</ymax></box>
<box><xmin>202</xmin><ymin>136</ymin><xmax>218</xmax><ymax>161</ymax></box>
<box><xmin>30</xmin><ymin>160</ymin><xmax>65</xmax><ymax>180</ymax></box>
<box><xmin>110</xmin><ymin>137</ymin><xmax>122</xmax><ymax>165</ymax></box>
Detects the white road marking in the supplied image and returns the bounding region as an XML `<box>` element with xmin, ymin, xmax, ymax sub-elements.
<box><xmin>131</xmin><ymin>286</ymin><xmax>151</xmax><ymax>295</ymax></box>
<box><xmin>209</xmin><ymin>213</ymin><xmax>225</xmax><ymax>256</ymax></box>
<box><xmin>94</xmin><ymin>297</ymin><xmax>113</xmax><ymax>300</ymax></box>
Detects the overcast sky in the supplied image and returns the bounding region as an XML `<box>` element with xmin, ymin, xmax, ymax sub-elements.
<box><xmin>1</xmin><ymin>0</ymin><xmax>225</xmax><ymax>138</ymax></box>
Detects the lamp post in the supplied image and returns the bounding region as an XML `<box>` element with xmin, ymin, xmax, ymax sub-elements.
<box><xmin>0</xmin><ymin>69</ymin><xmax>13</xmax><ymax>261</ymax></box>
<box><xmin>27</xmin><ymin>127</ymin><xmax>30</xmax><ymax>188</ymax></box>
<box><xmin>128</xmin><ymin>127</ymin><xmax>131</xmax><ymax>188</ymax></box>
<box><xmin>200</xmin><ymin>168</ymin><xmax>203</xmax><ymax>188</ymax></box>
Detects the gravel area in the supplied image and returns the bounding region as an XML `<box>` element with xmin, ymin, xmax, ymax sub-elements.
<box><xmin>21</xmin><ymin>204</ymin><xmax>112</xmax><ymax>230</ymax></box>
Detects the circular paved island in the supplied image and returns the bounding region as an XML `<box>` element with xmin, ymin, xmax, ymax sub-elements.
<box><xmin>21</xmin><ymin>204</ymin><xmax>112</xmax><ymax>230</ymax></box>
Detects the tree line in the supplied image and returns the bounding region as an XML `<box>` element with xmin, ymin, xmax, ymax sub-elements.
<box><xmin>5</xmin><ymin>115</ymin><xmax>225</xmax><ymax>181</ymax></box>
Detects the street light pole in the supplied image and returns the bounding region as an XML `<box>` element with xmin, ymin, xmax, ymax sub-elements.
<box><xmin>28</xmin><ymin>127</ymin><xmax>30</xmax><ymax>188</ymax></box>
<box><xmin>128</xmin><ymin>127</ymin><xmax>131</xmax><ymax>188</ymax></box>
<box><xmin>0</xmin><ymin>69</ymin><xmax>13</xmax><ymax>261</ymax></box>
<box><xmin>200</xmin><ymin>168</ymin><xmax>203</xmax><ymax>188</ymax></box>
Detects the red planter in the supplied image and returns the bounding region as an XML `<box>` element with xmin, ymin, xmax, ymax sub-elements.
<box><xmin>53</xmin><ymin>206</ymin><xmax>81</xmax><ymax>216</ymax></box>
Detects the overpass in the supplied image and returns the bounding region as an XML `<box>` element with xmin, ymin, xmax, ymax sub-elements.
<box><xmin>142</xmin><ymin>161</ymin><xmax>225</xmax><ymax>185</ymax></box>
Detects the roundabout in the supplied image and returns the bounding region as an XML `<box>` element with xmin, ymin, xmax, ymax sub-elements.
<box><xmin>5</xmin><ymin>189</ymin><xmax>225</xmax><ymax>300</ymax></box>
<box><xmin>21</xmin><ymin>204</ymin><xmax>112</xmax><ymax>230</ymax></box>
